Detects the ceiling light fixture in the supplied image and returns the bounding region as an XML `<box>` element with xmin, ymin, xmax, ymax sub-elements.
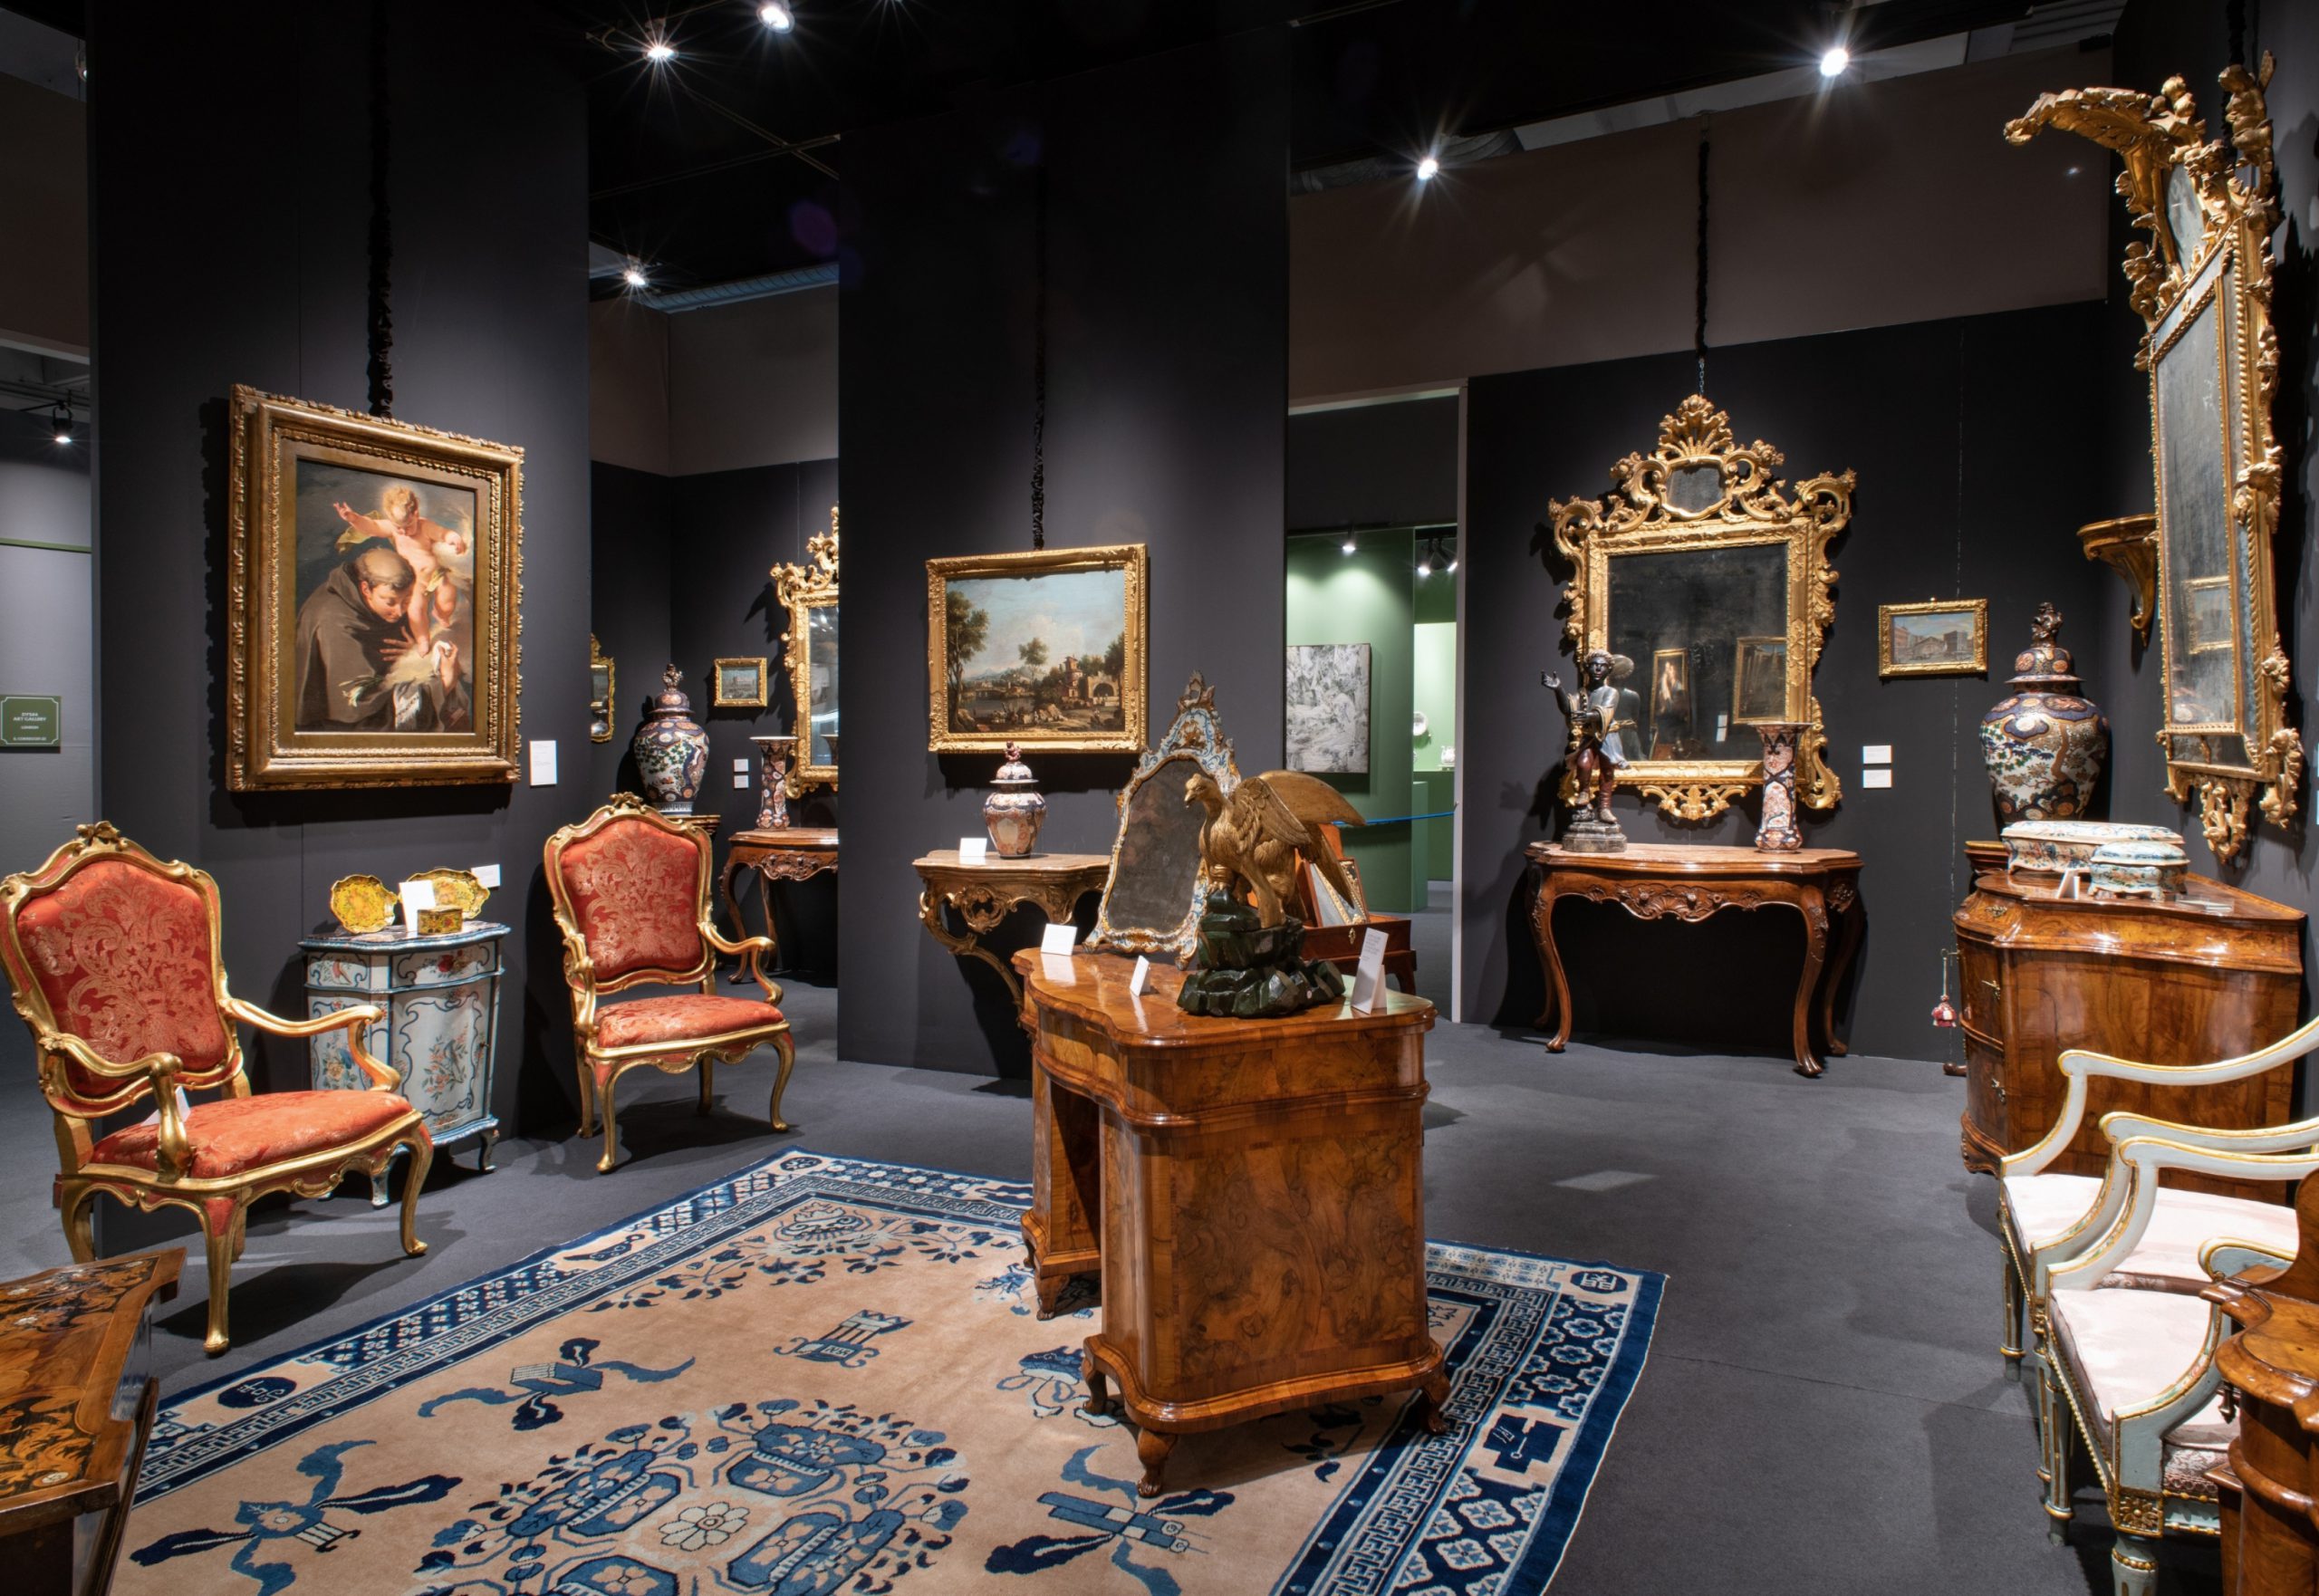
<box><xmin>1818</xmin><ymin>44</ymin><xmax>1850</xmax><ymax>79</ymax></box>
<box><xmin>758</xmin><ymin>1</ymin><xmax>795</xmax><ymax>29</ymax></box>
<box><xmin>1415</xmin><ymin>155</ymin><xmax>1439</xmax><ymax>181</ymax></box>
<box><xmin>1416</xmin><ymin>555</ymin><xmax>1431</xmax><ymax>578</ymax></box>
<box><xmin>644</xmin><ymin>34</ymin><xmax>678</xmax><ymax>63</ymax></box>
<box><xmin>50</xmin><ymin>399</ymin><xmax>72</xmax><ymax>445</ymax></box>
<box><xmin>1342</xmin><ymin>536</ymin><xmax>1357</xmax><ymax>555</ymax></box>
<box><xmin>623</xmin><ymin>262</ymin><xmax>650</xmax><ymax>289</ymax></box>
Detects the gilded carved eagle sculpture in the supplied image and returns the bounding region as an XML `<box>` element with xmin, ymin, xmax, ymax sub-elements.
<box><xmin>1184</xmin><ymin>768</ymin><xmax>1364</xmax><ymax>928</ymax></box>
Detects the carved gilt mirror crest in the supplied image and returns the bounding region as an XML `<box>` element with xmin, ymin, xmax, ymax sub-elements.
<box><xmin>1548</xmin><ymin>395</ymin><xmax>1854</xmax><ymax>822</ymax></box>
<box><xmin>772</xmin><ymin>506</ymin><xmax>840</xmax><ymax>791</ymax></box>
<box><xmin>2008</xmin><ymin>61</ymin><xmax>2300</xmax><ymax>862</ymax></box>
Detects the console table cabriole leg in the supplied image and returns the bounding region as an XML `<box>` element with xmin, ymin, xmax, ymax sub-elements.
<box><xmin>1134</xmin><ymin>1425</ymin><xmax>1178</xmax><ymax>1499</ymax></box>
<box><xmin>1817</xmin><ymin>880</ymin><xmax>1864</xmax><ymax>1058</ymax></box>
<box><xmin>1789</xmin><ymin>889</ymin><xmax>1829</xmax><ymax>1077</ymax></box>
<box><xmin>1532</xmin><ymin>886</ymin><xmax>1573</xmax><ymax>1050</ymax></box>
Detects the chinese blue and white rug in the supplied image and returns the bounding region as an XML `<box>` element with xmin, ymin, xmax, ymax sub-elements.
<box><xmin>126</xmin><ymin>1149</ymin><xmax>1662</xmax><ymax>1595</ymax></box>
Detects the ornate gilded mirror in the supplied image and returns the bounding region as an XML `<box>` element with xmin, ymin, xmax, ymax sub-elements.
<box><xmin>1549</xmin><ymin>396</ymin><xmax>1854</xmax><ymax>821</ymax></box>
<box><xmin>588</xmin><ymin>634</ymin><xmax>615</xmax><ymax>744</ymax></box>
<box><xmin>771</xmin><ymin>507</ymin><xmax>840</xmax><ymax>790</ymax></box>
<box><xmin>1089</xmin><ymin>674</ymin><xmax>1240</xmax><ymax>957</ymax></box>
<box><xmin>2009</xmin><ymin>63</ymin><xmax>2300</xmax><ymax>861</ymax></box>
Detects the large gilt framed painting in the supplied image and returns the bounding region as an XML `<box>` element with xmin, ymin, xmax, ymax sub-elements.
<box><xmin>925</xmin><ymin>543</ymin><xmax>1147</xmax><ymax>754</ymax></box>
<box><xmin>228</xmin><ymin>386</ymin><xmax>523</xmax><ymax>790</ymax></box>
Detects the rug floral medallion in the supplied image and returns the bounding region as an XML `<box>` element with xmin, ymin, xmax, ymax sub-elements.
<box><xmin>124</xmin><ymin>1151</ymin><xmax>1663</xmax><ymax>1596</ymax></box>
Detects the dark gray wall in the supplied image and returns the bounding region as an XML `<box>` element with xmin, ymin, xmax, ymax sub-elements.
<box><xmin>587</xmin><ymin>462</ymin><xmax>673</xmax><ymax>803</ymax></box>
<box><xmin>88</xmin><ymin>0</ymin><xmax>591</xmax><ymax>1187</ymax></box>
<box><xmin>0</xmin><ymin>409</ymin><xmax>94</xmax><ymax>877</ymax></box>
<box><xmin>1462</xmin><ymin>304</ymin><xmax>2112</xmax><ymax>1062</ymax></box>
<box><xmin>840</xmin><ymin>30</ymin><xmax>1291</xmax><ymax>1073</ymax></box>
<box><xmin>2090</xmin><ymin>1</ymin><xmax>2319</xmax><ymax>1077</ymax></box>
<box><xmin>1286</xmin><ymin>395</ymin><xmax>1459</xmax><ymax>531</ymax></box>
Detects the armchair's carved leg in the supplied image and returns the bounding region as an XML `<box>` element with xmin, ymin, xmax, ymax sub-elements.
<box><xmin>229</xmin><ymin>1204</ymin><xmax>249</xmax><ymax>1264</ymax></box>
<box><xmin>698</xmin><ymin>1058</ymin><xmax>715</xmax><ymax>1116</ymax></box>
<box><xmin>769</xmin><ymin>1033</ymin><xmax>796</xmax><ymax>1133</ymax></box>
<box><xmin>2000</xmin><ymin>1253</ymin><xmax>2025</xmax><ymax>1377</ymax></box>
<box><xmin>598</xmin><ymin>1071</ymin><xmax>621</xmax><ymax>1174</ymax></box>
<box><xmin>2109</xmin><ymin>1533</ymin><xmax>2158</xmax><ymax>1596</ymax></box>
<box><xmin>2040</xmin><ymin>1365</ymin><xmax>2073</xmax><ymax>1542</ymax></box>
<box><xmin>575</xmin><ymin>1055</ymin><xmax>599</xmax><ymax>1138</ymax></box>
<box><xmin>203</xmin><ymin>1207</ymin><xmax>241</xmax><ymax>1356</ymax></box>
<box><xmin>59</xmin><ymin>1187</ymin><xmax>96</xmax><ymax>1264</ymax></box>
<box><xmin>399</xmin><ymin>1135</ymin><xmax>432</xmax><ymax>1257</ymax></box>
<box><xmin>1134</xmin><ymin>1427</ymin><xmax>1177</xmax><ymax>1499</ymax></box>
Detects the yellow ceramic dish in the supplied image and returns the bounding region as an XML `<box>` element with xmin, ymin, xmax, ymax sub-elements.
<box><xmin>410</xmin><ymin>867</ymin><xmax>489</xmax><ymax>919</ymax></box>
<box><xmin>329</xmin><ymin>873</ymin><xmax>399</xmax><ymax>935</ymax></box>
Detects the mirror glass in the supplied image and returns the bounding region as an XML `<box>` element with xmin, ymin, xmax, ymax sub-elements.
<box><xmin>1666</xmin><ymin>464</ymin><xmax>1724</xmax><ymax>514</ymax></box>
<box><xmin>1103</xmin><ymin>754</ymin><xmax>1207</xmax><ymax>942</ymax></box>
<box><xmin>2155</xmin><ymin>278</ymin><xmax>2246</xmax><ymax>748</ymax></box>
<box><xmin>807</xmin><ymin>601</ymin><xmax>839</xmax><ymax>764</ymax></box>
<box><xmin>2164</xmin><ymin>166</ymin><xmax>2204</xmax><ymax>266</ymax></box>
<box><xmin>1605</xmin><ymin>543</ymin><xmax>1790</xmax><ymax>756</ymax></box>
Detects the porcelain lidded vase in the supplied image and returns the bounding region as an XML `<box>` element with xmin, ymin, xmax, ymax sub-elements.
<box><xmin>1752</xmin><ymin>722</ymin><xmax>1806</xmax><ymax>851</ymax></box>
<box><xmin>633</xmin><ymin>663</ymin><xmax>709</xmax><ymax>814</ymax></box>
<box><xmin>983</xmin><ymin>741</ymin><xmax>1047</xmax><ymax>857</ymax></box>
<box><xmin>751</xmin><ymin>735</ymin><xmax>797</xmax><ymax>830</ymax></box>
<box><xmin>1978</xmin><ymin>603</ymin><xmax>2108</xmax><ymax>823</ymax></box>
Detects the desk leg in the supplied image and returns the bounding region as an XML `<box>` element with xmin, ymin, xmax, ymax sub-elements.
<box><xmin>1530</xmin><ymin>885</ymin><xmax>1572</xmax><ymax>1050</ymax></box>
<box><xmin>1133</xmin><ymin>1426</ymin><xmax>1178</xmax><ymax>1499</ymax></box>
<box><xmin>1788</xmin><ymin>889</ymin><xmax>1829</xmax><ymax>1078</ymax></box>
<box><xmin>1817</xmin><ymin>884</ymin><xmax>1864</xmax><ymax>1059</ymax></box>
<box><xmin>1025</xmin><ymin>1065</ymin><xmax>1101</xmax><ymax>1318</ymax></box>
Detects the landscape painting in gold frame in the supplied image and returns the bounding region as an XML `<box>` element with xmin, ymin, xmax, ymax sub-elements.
<box><xmin>926</xmin><ymin>543</ymin><xmax>1148</xmax><ymax>754</ymax></box>
<box><xmin>227</xmin><ymin>386</ymin><xmax>523</xmax><ymax>790</ymax></box>
<box><xmin>1878</xmin><ymin>599</ymin><xmax>1988</xmax><ymax>678</ymax></box>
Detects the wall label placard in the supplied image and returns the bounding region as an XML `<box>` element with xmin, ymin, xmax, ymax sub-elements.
<box><xmin>0</xmin><ymin>695</ymin><xmax>60</xmax><ymax>748</ymax></box>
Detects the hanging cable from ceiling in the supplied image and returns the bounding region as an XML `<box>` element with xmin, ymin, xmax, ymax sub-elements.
<box><xmin>1028</xmin><ymin>117</ymin><xmax>1050</xmax><ymax>552</ymax></box>
<box><xmin>1693</xmin><ymin>115</ymin><xmax>1711</xmax><ymax>396</ymax></box>
<box><xmin>367</xmin><ymin>0</ymin><xmax>395</xmax><ymax>418</ymax></box>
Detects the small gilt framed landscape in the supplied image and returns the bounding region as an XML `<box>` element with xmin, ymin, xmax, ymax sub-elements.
<box><xmin>227</xmin><ymin>386</ymin><xmax>523</xmax><ymax>790</ymax></box>
<box><xmin>713</xmin><ymin>657</ymin><xmax>768</xmax><ymax>707</ymax></box>
<box><xmin>927</xmin><ymin>543</ymin><xmax>1148</xmax><ymax>754</ymax></box>
<box><xmin>1879</xmin><ymin>599</ymin><xmax>1988</xmax><ymax>678</ymax></box>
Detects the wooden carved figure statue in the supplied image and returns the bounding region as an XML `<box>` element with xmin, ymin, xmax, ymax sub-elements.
<box><xmin>1544</xmin><ymin>649</ymin><xmax>1640</xmax><ymax>852</ymax></box>
<box><xmin>1182</xmin><ymin>768</ymin><xmax>1362</xmax><ymax>928</ymax></box>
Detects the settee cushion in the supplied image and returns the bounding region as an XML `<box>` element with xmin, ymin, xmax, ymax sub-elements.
<box><xmin>2004</xmin><ymin>1171</ymin><xmax>2297</xmax><ymax>1285</ymax></box>
<box><xmin>2050</xmin><ymin>1286</ymin><xmax>2231</xmax><ymax>1453</ymax></box>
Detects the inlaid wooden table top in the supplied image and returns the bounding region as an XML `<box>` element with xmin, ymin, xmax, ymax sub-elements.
<box><xmin>1525</xmin><ymin>841</ymin><xmax>1862</xmax><ymax>875</ymax></box>
<box><xmin>735</xmin><ymin>827</ymin><xmax>840</xmax><ymax>851</ymax></box>
<box><xmin>1013</xmin><ymin>947</ymin><xmax>1433</xmax><ymax>1048</ymax></box>
<box><xmin>912</xmin><ymin>850</ymin><xmax>1109</xmax><ymax>880</ymax></box>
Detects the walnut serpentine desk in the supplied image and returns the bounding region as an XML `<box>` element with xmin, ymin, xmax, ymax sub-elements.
<box><xmin>1525</xmin><ymin>841</ymin><xmax>1863</xmax><ymax>1077</ymax></box>
<box><xmin>1014</xmin><ymin>947</ymin><xmax>1447</xmax><ymax>1498</ymax></box>
<box><xmin>913</xmin><ymin>852</ymin><xmax>1110</xmax><ymax>1005</ymax></box>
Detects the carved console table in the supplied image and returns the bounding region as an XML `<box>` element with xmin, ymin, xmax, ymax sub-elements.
<box><xmin>913</xmin><ymin>851</ymin><xmax>1109</xmax><ymax>1005</ymax></box>
<box><xmin>1525</xmin><ymin>841</ymin><xmax>1863</xmax><ymax>1076</ymax></box>
<box><xmin>0</xmin><ymin>1250</ymin><xmax>180</xmax><ymax>1596</ymax></box>
<box><xmin>720</xmin><ymin>827</ymin><xmax>838</xmax><ymax>971</ymax></box>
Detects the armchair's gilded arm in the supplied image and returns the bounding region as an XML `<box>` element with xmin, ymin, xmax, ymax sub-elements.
<box><xmin>222</xmin><ymin>995</ymin><xmax>399</xmax><ymax>1091</ymax></box>
<box><xmin>39</xmin><ymin>1031</ymin><xmax>190</xmax><ymax>1181</ymax></box>
<box><xmin>2096</xmin><ymin>1109</ymin><xmax>2319</xmax><ymax>1155</ymax></box>
<box><xmin>2049</xmin><ymin>1137</ymin><xmax>2319</xmax><ymax>1292</ymax></box>
<box><xmin>704</xmin><ymin>923</ymin><xmax>783</xmax><ymax>1005</ymax></box>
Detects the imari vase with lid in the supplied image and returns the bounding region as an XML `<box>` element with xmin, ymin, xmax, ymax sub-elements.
<box><xmin>1978</xmin><ymin>603</ymin><xmax>2108</xmax><ymax>823</ymax></box>
<box><xmin>632</xmin><ymin>663</ymin><xmax>710</xmax><ymax>814</ymax></box>
<box><xmin>983</xmin><ymin>741</ymin><xmax>1047</xmax><ymax>857</ymax></box>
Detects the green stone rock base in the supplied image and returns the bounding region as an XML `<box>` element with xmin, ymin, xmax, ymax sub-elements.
<box><xmin>1177</xmin><ymin>894</ymin><xmax>1349</xmax><ymax>1018</ymax></box>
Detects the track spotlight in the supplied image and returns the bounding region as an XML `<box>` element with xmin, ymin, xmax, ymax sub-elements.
<box><xmin>623</xmin><ymin>262</ymin><xmax>650</xmax><ymax>289</ymax></box>
<box><xmin>644</xmin><ymin>35</ymin><xmax>678</xmax><ymax>63</ymax></box>
<box><xmin>1417</xmin><ymin>556</ymin><xmax>1431</xmax><ymax>578</ymax></box>
<box><xmin>758</xmin><ymin>2</ymin><xmax>795</xmax><ymax>29</ymax></box>
<box><xmin>50</xmin><ymin>400</ymin><xmax>72</xmax><ymax>445</ymax></box>
<box><xmin>1416</xmin><ymin>155</ymin><xmax>1439</xmax><ymax>182</ymax></box>
<box><xmin>1446</xmin><ymin>553</ymin><xmax>1458</xmax><ymax>573</ymax></box>
<box><xmin>1818</xmin><ymin>45</ymin><xmax>1849</xmax><ymax>79</ymax></box>
<box><xmin>1342</xmin><ymin>536</ymin><xmax>1357</xmax><ymax>555</ymax></box>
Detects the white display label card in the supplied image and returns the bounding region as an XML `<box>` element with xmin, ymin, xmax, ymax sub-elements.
<box><xmin>1862</xmin><ymin>744</ymin><xmax>1893</xmax><ymax>765</ymax></box>
<box><xmin>1862</xmin><ymin>768</ymin><xmax>1893</xmax><ymax>790</ymax></box>
<box><xmin>398</xmin><ymin>878</ymin><xmax>437</xmax><ymax>935</ymax></box>
<box><xmin>529</xmin><ymin>739</ymin><xmax>558</xmax><ymax>786</ymax></box>
<box><xmin>1128</xmin><ymin>956</ymin><xmax>1152</xmax><ymax>995</ymax></box>
<box><xmin>1349</xmin><ymin>928</ymin><xmax>1390</xmax><ymax>1013</ymax></box>
<box><xmin>1039</xmin><ymin>921</ymin><xmax>1079</xmax><ymax>957</ymax></box>
<box><xmin>958</xmin><ymin>836</ymin><xmax>988</xmax><ymax>864</ymax></box>
<box><xmin>472</xmin><ymin>864</ymin><xmax>502</xmax><ymax>889</ymax></box>
<box><xmin>736</xmin><ymin>772</ymin><xmax>751</xmax><ymax>790</ymax></box>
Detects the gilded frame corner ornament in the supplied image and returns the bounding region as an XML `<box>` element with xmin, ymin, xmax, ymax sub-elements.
<box><xmin>226</xmin><ymin>385</ymin><xmax>524</xmax><ymax>791</ymax></box>
<box><xmin>772</xmin><ymin>506</ymin><xmax>841</xmax><ymax>790</ymax></box>
<box><xmin>1548</xmin><ymin>394</ymin><xmax>1854</xmax><ymax>822</ymax></box>
<box><xmin>2009</xmin><ymin>60</ymin><xmax>2300</xmax><ymax>863</ymax></box>
<box><xmin>925</xmin><ymin>542</ymin><xmax>1149</xmax><ymax>755</ymax></box>
<box><xmin>1877</xmin><ymin>598</ymin><xmax>1989</xmax><ymax>679</ymax></box>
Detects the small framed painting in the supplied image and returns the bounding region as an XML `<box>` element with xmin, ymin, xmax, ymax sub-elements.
<box><xmin>1731</xmin><ymin>636</ymin><xmax>1790</xmax><ymax>724</ymax></box>
<box><xmin>1878</xmin><ymin>599</ymin><xmax>1989</xmax><ymax>678</ymax></box>
<box><xmin>712</xmin><ymin>657</ymin><xmax>768</xmax><ymax>707</ymax></box>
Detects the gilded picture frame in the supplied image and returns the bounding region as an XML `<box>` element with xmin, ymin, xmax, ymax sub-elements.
<box><xmin>1877</xmin><ymin>599</ymin><xmax>1988</xmax><ymax>678</ymax></box>
<box><xmin>712</xmin><ymin>658</ymin><xmax>768</xmax><ymax>708</ymax></box>
<box><xmin>589</xmin><ymin>634</ymin><xmax>616</xmax><ymax>744</ymax></box>
<box><xmin>2008</xmin><ymin>60</ymin><xmax>2301</xmax><ymax>861</ymax></box>
<box><xmin>226</xmin><ymin>385</ymin><xmax>523</xmax><ymax>791</ymax></box>
<box><xmin>927</xmin><ymin>543</ymin><xmax>1148</xmax><ymax>755</ymax></box>
<box><xmin>772</xmin><ymin>508</ymin><xmax>840</xmax><ymax>789</ymax></box>
<box><xmin>1548</xmin><ymin>395</ymin><xmax>1853</xmax><ymax>821</ymax></box>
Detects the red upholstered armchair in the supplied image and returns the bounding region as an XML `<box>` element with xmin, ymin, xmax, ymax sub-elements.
<box><xmin>0</xmin><ymin>822</ymin><xmax>431</xmax><ymax>1354</ymax></box>
<box><xmin>544</xmin><ymin>794</ymin><xmax>796</xmax><ymax>1173</ymax></box>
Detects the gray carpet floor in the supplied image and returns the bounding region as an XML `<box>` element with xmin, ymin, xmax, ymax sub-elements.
<box><xmin>0</xmin><ymin>977</ymin><xmax>2201</xmax><ymax>1593</ymax></box>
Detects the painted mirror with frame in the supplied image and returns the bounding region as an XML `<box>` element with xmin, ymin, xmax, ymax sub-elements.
<box><xmin>1549</xmin><ymin>395</ymin><xmax>1855</xmax><ymax>821</ymax></box>
<box><xmin>1088</xmin><ymin>674</ymin><xmax>1240</xmax><ymax>958</ymax></box>
<box><xmin>589</xmin><ymin>634</ymin><xmax>615</xmax><ymax>743</ymax></box>
<box><xmin>772</xmin><ymin>508</ymin><xmax>840</xmax><ymax>789</ymax></box>
<box><xmin>2008</xmin><ymin>62</ymin><xmax>2301</xmax><ymax>862</ymax></box>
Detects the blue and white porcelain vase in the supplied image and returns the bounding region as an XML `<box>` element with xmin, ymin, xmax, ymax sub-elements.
<box><xmin>633</xmin><ymin>663</ymin><xmax>709</xmax><ymax>814</ymax></box>
<box><xmin>1978</xmin><ymin>603</ymin><xmax>2108</xmax><ymax>824</ymax></box>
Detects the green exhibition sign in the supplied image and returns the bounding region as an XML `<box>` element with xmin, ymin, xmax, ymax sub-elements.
<box><xmin>0</xmin><ymin>695</ymin><xmax>61</xmax><ymax>748</ymax></box>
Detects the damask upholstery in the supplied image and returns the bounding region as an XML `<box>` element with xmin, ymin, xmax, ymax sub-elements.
<box><xmin>2005</xmin><ymin>1170</ymin><xmax>2299</xmax><ymax>1286</ymax></box>
<box><xmin>554</xmin><ymin>819</ymin><xmax>706</xmax><ymax>981</ymax></box>
<box><xmin>12</xmin><ymin>857</ymin><xmax>230</xmax><ymax>1101</ymax></box>
<box><xmin>596</xmin><ymin>994</ymin><xmax>785</xmax><ymax>1052</ymax></box>
<box><xmin>88</xmin><ymin>1090</ymin><xmax>415</xmax><ymax>1180</ymax></box>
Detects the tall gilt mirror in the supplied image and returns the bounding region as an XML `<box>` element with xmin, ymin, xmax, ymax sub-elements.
<box><xmin>2008</xmin><ymin>62</ymin><xmax>2300</xmax><ymax>861</ymax></box>
<box><xmin>1549</xmin><ymin>396</ymin><xmax>1854</xmax><ymax>821</ymax></box>
<box><xmin>772</xmin><ymin>507</ymin><xmax>840</xmax><ymax>790</ymax></box>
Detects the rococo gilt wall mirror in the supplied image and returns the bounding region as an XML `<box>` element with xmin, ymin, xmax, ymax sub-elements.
<box><xmin>2008</xmin><ymin>62</ymin><xmax>2300</xmax><ymax>862</ymax></box>
<box><xmin>1089</xmin><ymin>674</ymin><xmax>1240</xmax><ymax>958</ymax></box>
<box><xmin>1549</xmin><ymin>395</ymin><xmax>1855</xmax><ymax>821</ymax></box>
<box><xmin>772</xmin><ymin>507</ymin><xmax>840</xmax><ymax>792</ymax></box>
